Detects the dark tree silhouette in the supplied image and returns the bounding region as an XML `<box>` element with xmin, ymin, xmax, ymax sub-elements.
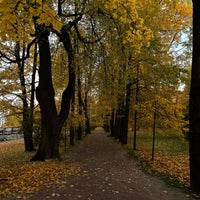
<box><xmin>189</xmin><ymin>0</ymin><xmax>200</xmax><ymax>194</ymax></box>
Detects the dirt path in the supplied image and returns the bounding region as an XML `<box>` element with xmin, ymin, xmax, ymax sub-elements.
<box><xmin>27</xmin><ymin>128</ymin><xmax>194</xmax><ymax>199</ymax></box>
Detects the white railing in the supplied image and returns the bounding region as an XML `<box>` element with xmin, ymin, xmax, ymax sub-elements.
<box><xmin>0</xmin><ymin>127</ymin><xmax>23</xmax><ymax>141</ymax></box>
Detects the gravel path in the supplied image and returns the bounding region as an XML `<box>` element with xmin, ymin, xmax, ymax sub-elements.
<box><xmin>27</xmin><ymin>127</ymin><xmax>195</xmax><ymax>200</ymax></box>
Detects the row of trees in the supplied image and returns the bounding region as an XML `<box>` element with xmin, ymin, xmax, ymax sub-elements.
<box><xmin>96</xmin><ymin>1</ymin><xmax>191</xmax><ymax>146</ymax></box>
<box><xmin>1</xmin><ymin>0</ymin><xmax>200</xmax><ymax>194</ymax></box>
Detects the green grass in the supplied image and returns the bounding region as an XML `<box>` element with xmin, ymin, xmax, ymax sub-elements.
<box><xmin>127</xmin><ymin>129</ymin><xmax>191</xmax><ymax>190</ymax></box>
<box><xmin>128</xmin><ymin>129</ymin><xmax>189</xmax><ymax>155</ymax></box>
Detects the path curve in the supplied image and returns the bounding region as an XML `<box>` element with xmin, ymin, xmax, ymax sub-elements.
<box><xmin>29</xmin><ymin>127</ymin><xmax>194</xmax><ymax>200</ymax></box>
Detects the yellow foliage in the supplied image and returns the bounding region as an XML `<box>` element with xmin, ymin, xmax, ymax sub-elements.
<box><xmin>0</xmin><ymin>1</ymin><xmax>63</xmax><ymax>43</ymax></box>
<box><xmin>103</xmin><ymin>0</ymin><xmax>153</xmax><ymax>52</ymax></box>
<box><xmin>67</xmin><ymin>113</ymin><xmax>85</xmax><ymax>128</ymax></box>
<box><xmin>35</xmin><ymin>4</ymin><xmax>63</xmax><ymax>30</ymax></box>
<box><xmin>137</xmin><ymin>0</ymin><xmax>192</xmax><ymax>40</ymax></box>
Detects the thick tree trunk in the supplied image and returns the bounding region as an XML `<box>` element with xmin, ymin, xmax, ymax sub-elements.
<box><xmin>113</xmin><ymin>93</ymin><xmax>125</xmax><ymax>140</ymax></box>
<box><xmin>114</xmin><ymin>109</ymin><xmax>123</xmax><ymax>140</ymax></box>
<box><xmin>31</xmin><ymin>29</ymin><xmax>60</xmax><ymax>161</ymax></box>
<box><xmin>189</xmin><ymin>0</ymin><xmax>200</xmax><ymax>194</ymax></box>
<box><xmin>23</xmin><ymin>108</ymin><xmax>35</xmax><ymax>152</ymax></box>
<box><xmin>30</xmin><ymin>17</ymin><xmax>80</xmax><ymax>160</ymax></box>
<box><xmin>69</xmin><ymin>90</ymin><xmax>75</xmax><ymax>146</ymax></box>
<box><xmin>120</xmin><ymin>82</ymin><xmax>132</xmax><ymax>144</ymax></box>
<box><xmin>58</xmin><ymin>28</ymin><xmax>76</xmax><ymax>130</ymax></box>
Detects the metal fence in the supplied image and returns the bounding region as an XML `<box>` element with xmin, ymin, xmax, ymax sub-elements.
<box><xmin>0</xmin><ymin>127</ymin><xmax>23</xmax><ymax>141</ymax></box>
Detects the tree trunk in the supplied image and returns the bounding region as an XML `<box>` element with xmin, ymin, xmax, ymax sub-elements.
<box><xmin>69</xmin><ymin>126</ymin><xmax>75</xmax><ymax>146</ymax></box>
<box><xmin>69</xmin><ymin>89</ymin><xmax>75</xmax><ymax>146</ymax></box>
<box><xmin>189</xmin><ymin>0</ymin><xmax>200</xmax><ymax>194</ymax></box>
<box><xmin>83</xmin><ymin>91</ymin><xmax>91</xmax><ymax>134</ymax></box>
<box><xmin>114</xmin><ymin>91</ymin><xmax>125</xmax><ymax>140</ymax></box>
<box><xmin>15</xmin><ymin>42</ymin><xmax>35</xmax><ymax>152</ymax></box>
<box><xmin>77</xmin><ymin>124</ymin><xmax>82</xmax><ymax>140</ymax></box>
<box><xmin>151</xmin><ymin>102</ymin><xmax>157</xmax><ymax>161</ymax></box>
<box><xmin>120</xmin><ymin>82</ymin><xmax>132</xmax><ymax>144</ymax></box>
<box><xmin>23</xmin><ymin>108</ymin><xmax>35</xmax><ymax>152</ymax></box>
<box><xmin>29</xmin><ymin>42</ymin><xmax>38</xmax><ymax>150</ymax></box>
<box><xmin>77</xmin><ymin>62</ymin><xmax>83</xmax><ymax>140</ymax></box>
<box><xmin>119</xmin><ymin>113</ymin><xmax>126</xmax><ymax>143</ymax></box>
<box><xmin>114</xmin><ymin>109</ymin><xmax>123</xmax><ymax>140</ymax></box>
<box><xmin>31</xmin><ymin>29</ymin><xmax>60</xmax><ymax>161</ymax></box>
<box><xmin>110</xmin><ymin>76</ymin><xmax>116</xmax><ymax>137</ymax></box>
<box><xmin>110</xmin><ymin>109</ymin><xmax>115</xmax><ymax>137</ymax></box>
<box><xmin>58</xmin><ymin>28</ymin><xmax>76</xmax><ymax>129</ymax></box>
<box><xmin>133</xmin><ymin>65</ymin><xmax>139</xmax><ymax>150</ymax></box>
<box><xmin>31</xmin><ymin>24</ymin><xmax>77</xmax><ymax>161</ymax></box>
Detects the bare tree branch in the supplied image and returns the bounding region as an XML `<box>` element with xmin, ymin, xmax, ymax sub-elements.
<box><xmin>0</xmin><ymin>38</ymin><xmax>37</xmax><ymax>63</ymax></box>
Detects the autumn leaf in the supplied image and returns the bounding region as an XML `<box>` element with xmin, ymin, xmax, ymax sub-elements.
<box><xmin>0</xmin><ymin>140</ymin><xmax>81</xmax><ymax>199</ymax></box>
<box><xmin>135</xmin><ymin>151</ymin><xmax>190</xmax><ymax>187</ymax></box>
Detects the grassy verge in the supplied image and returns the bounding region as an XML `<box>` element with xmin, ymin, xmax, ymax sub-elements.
<box><xmin>127</xmin><ymin>130</ymin><xmax>190</xmax><ymax>189</ymax></box>
<box><xmin>0</xmin><ymin>140</ymin><xmax>81</xmax><ymax>199</ymax></box>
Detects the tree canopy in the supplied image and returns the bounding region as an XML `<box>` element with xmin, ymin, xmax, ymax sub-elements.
<box><xmin>1</xmin><ymin>0</ymin><xmax>198</xmax><ymax>193</ymax></box>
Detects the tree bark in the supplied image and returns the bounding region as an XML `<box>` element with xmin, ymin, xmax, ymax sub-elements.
<box><xmin>133</xmin><ymin>65</ymin><xmax>139</xmax><ymax>150</ymax></box>
<box><xmin>58</xmin><ymin>28</ymin><xmax>76</xmax><ymax>129</ymax></box>
<box><xmin>120</xmin><ymin>82</ymin><xmax>132</xmax><ymax>144</ymax></box>
<box><xmin>69</xmin><ymin>125</ymin><xmax>75</xmax><ymax>146</ymax></box>
<box><xmin>83</xmin><ymin>91</ymin><xmax>91</xmax><ymax>134</ymax></box>
<box><xmin>114</xmin><ymin>103</ymin><xmax>124</xmax><ymax>140</ymax></box>
<box><xmin>69</xmin><ymin>89</ymin><xmax>75</xmax><ymax>146</ymax></box>
<box><xmin>31</xmin><ymin>29</ymin><xmax>60</xmax><ymax>161</ymax></box>
<box><xmin>189</xmin><ymin>0</ymin><xmax>200</xmax><ymax>194</ymax></box>
<box><xmin>31</xmin><ymin>23</ymin><xmax>77</xmax><ymax>161</ymax></box>
<box><xmin>151</xmin><ymin>102</ymin><xmax>157</xmax><ymax>161</ymax></box>
<box><xmin>110</xmin><ymin>109</ymin><xmax>115</xmax><ymax>137</ymax></box>
<box><xmin>15</xmin><ymin>42</ymin><xmax>35</xmax><ymax>152</ymax></box>
<box><xmin>77</xmin><ymin>52</ymin><xmax>83</xmax><ymax>140</ymax></box>
<box><xmin>29</xmin><ymin>42</ymin><xmax>38</xmax><ymax>149</ymax></box>
<box><xmin>110</xmin><ymin>76</ymin><xmax>116</xmax><ymax>137</ymax></box>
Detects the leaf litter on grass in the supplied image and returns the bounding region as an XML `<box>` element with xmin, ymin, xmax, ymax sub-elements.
<box><xmin>135</xmin><ymin>151</ymin><xmax>190</xmax><ymax>188</ymax></box>
<box><xmin>0</xmin><ymin>140</ymin><xmax>81</xmax><ymax>199</ymax></box>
